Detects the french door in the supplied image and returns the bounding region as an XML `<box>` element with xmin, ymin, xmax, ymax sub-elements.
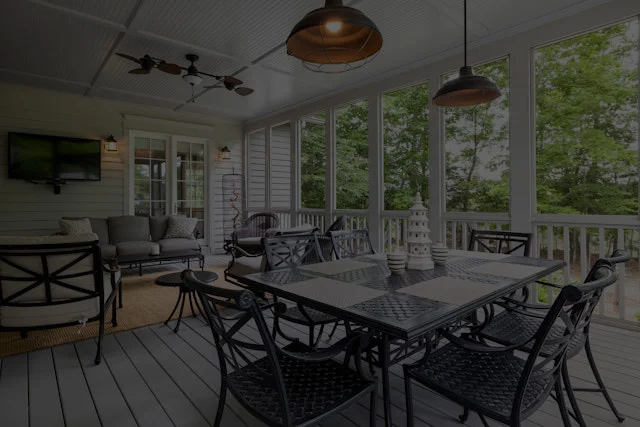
<box><xmin>130</xmin><ymin>131</ymin><xmax>208</xmax><ymax>243</ymax></box>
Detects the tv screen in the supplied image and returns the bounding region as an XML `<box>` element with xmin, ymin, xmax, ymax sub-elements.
<box><xmin>8</xmin><ymin>133</ymin><xmax>101</xmax><ymax>181</ymax></box>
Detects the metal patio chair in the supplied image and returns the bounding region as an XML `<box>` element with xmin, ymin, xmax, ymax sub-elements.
<box><xmin>403</xmin><ymin>263</ymin><xmax>617</xmax><ymax>427</ymax></box>
<box><xmin>472</xmin><ymin>249</ymin><xmax>630</xmax><ymax>424</ymax></box>
<box><xmin>329</xmin><ymin>229</ymin><xmax>376</xmax><ymax>259</ymax></box>
<box><xmin>468</xmin><ymin>229</ymin><xmax>533</xmax><ymax>256</ymax></box>
<box><xmin>182</xmin><ymin>269</ymin><xmax>377</xmax><ymax>427</ymax></box>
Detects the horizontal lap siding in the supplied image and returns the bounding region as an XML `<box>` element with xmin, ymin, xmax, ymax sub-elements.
<box><xmin>270</xmin><ymin>125</ymin><xmax>291</xmax><ymax>210</ymax></box>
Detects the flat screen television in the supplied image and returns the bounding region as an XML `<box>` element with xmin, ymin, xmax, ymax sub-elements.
<box><xmin>8</xmin><ymin>132</ymin><xmax>101</xmax><ymax>181</ymax></box>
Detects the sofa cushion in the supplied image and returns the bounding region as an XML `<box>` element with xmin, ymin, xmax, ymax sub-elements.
<box><xmin>164</xmin><ymin>216</ymin><xmax>198</xmax><ymax>239</ymax></box>
<box><xmin>59</xmin><ymin>218</ymin><xmax>92</xmax><ymax>235</ymax></box>
<box><xmin>0</xmin><ymin>286</ymin><xmax>113</xmax><ymax>328</ymax></box>
<box><xmin>62</xmin><ymin>217</ymin><xmax>109</xmax><ymax>244</ymax></box>
<box><xmin>115</xmin><ymin>241</ymin><xmax>157</xmax><ymax>257</ymax></box>
<box><xmin>156</xmin><ymin>238</ymin><xmax>200</xmax><ymax>253</ymax></box>
<box><xmin>227</xmin><ymin>256</ymin><xmax>266</xmax><ymax>278</ymax></box>
<box><xmin>100</xmin><ymin>244</ymin><xmax>116</xmax><ymax>259</ymax></box>
<box><xmin>108</xmin><ymin>216</ymin><xmax>150</xmax><ymax>244</ymax></box>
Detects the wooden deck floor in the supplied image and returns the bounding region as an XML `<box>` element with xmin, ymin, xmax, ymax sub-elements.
<box><xmin>1</xmin><ymin>312</ymin><xmax>638</xmax><ymax>427</ymax></box>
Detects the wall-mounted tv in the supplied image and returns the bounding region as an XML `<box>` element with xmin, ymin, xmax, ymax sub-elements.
<box><xmin>8</xmin><ymin>132</ymin><xmax>101</xmax><ymax>181</ymax></box>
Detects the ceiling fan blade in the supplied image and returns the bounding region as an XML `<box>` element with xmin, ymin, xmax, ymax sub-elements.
<box><xmin>235</xmin><ymin>87</ymin><xmax>254</xmax><ymax>96</ymax></box>
<box><xmin>157</xmin><ymin>62</ymin><xmax>182</xmax><ymax>75</ymax></box>
<box><xmin>116</xmin><ymin>53</ymin><xmax>141</xmax><ymax>63</ymax></box>
<box><xmin>203</xmin><ymin>85</ymin><xmax>223</xmax><ymax>89</ymax></box>
<box><xmin>129</xmin><ymin>68</ymin><xmax>151</xmax><ymax>75</ymax></box>
<box><xmin>224</xmin><ymin>76</ymin><xmax>243</xmax><ymax>86</ymax></box>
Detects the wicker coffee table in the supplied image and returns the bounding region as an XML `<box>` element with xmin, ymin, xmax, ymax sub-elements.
<box><xmin>155</xmin><ymin>270</ymin><xmax>218</xmax><ymax>332</ymax></box>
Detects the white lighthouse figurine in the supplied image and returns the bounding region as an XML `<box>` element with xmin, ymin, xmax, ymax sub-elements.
<box><xmin>407</xmin><ymin>193</ymin><xmax>434</xmax><ymax>270</ymax></box>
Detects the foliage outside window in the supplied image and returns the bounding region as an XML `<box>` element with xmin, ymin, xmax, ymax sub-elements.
<box><xmin>535</xmin><ymin>20</ymin><xmax>639</xmax><ymax>215</ymax></box>
<box><xmin>270</xmin><ymin>122</ymin><xmax>292</xmax><ymax>209</ymax></box>
<box><xmin>444</xmin><ymin>58</ymin><xmax>510</xmax><ymax>213</ymax></box>
<box><xmin>383</xmin><ymin>82</ymin><xmax>430</xmax><ymax>210</ymax></box>
<box><xmin>300</xmin><ymin>113</ymin><xmax>326</xmax><ymax>209</ymax></box>
<box><xmin>336</xmin><ymin>100</ymin><xmax>369</xmax><ymax>210</ymax></box>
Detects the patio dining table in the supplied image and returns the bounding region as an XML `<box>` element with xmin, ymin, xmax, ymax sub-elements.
<box><xmin>238</xmin><ymin>250</ymin><xmax>565</xmax><ymax>427</ymax></box>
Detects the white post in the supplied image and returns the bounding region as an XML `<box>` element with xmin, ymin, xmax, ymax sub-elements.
<box><xmin>325</xmin><ymin>107</ymin><xmax>336</xmax><ymax>230</ymax></box>
<box><xmin>290</xmin><ymin>118</ymin><xmax>300</xmax><ymax>227</ymax></box>
<box><xmin>264</xmin><ymin>127</ymin><xmax>271</xmax><ymax>212</ymax></box>
<box><xmin>368</xmin><ymin>91</ymin><xmax>383</xmax><ymax>252</ymax></box>
<box><xmin>510</xmin><ymin>49</ymin><xmax>533</xmax><ymax>233</ymax></box>
<box><xmin>428</xmin><ymin>71</ymin><xmax>445</xmax><ymax>243</ymax></box>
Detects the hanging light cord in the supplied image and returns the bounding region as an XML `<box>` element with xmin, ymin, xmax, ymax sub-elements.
<box><xmin>463</xmin><ymin>0</ymin><xmax>468</xmax><ymax>67</ymax></box>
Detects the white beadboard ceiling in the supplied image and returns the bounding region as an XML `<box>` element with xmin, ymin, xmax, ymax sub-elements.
<box><xmin>0</xmin><ymin>0</ymin><xmax>612</xmax><ymax>121</ymax></box>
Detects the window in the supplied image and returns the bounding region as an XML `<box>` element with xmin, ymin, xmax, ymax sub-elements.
<box><xmin>133</xmin><ymin>136</ymin><xmax>167</xmax><ymax>216</ymax></box>
<box><xmin>247</xmin><ymin>129</ymin><xmax>266</xmax><ymax>210</ymax></box>
<box><xmin>444</xmin><ymin>57</ymin><xmax>510</xmax><ymax>213</ymax></box>
<box><xmin>335</xmin><ymin>99</ymin><xmax>369</xmax><ymax>210</ymax></box>
<box><xmin>382</xmin><ymin>82</ymin><xmax>430</xmax><ymax>210</ymax></box>
<box><xmin>535</xmin><ymin>20</ymin><xmax>639</xmax><ymax>215</ymax></box>
<box><xmin>300</xmin><ymin>113</ymin><xmax>326</xmax><ymax>209</ymax></box>
<box><xmin>269</xmin><ymin>122</ymin><xmax>292</xmax><ymax>209</ymax></box>
<box><xmin>176</xmin><ymin>140</ymin><xmax>205</xmax><ymax>237</ymax></box>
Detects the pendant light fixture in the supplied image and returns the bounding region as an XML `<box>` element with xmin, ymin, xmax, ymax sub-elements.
<box><xmin>286</xmin><ymin>0</ymin><xmax>383</xmax><ymax>73</ymax></box>
<box><xmin>433</xmin><ymin>0</ymin><xmax>501</xmax><ymax>107</ymax></box>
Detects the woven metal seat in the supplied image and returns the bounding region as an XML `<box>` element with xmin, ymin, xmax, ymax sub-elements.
<box><xmin>227</xmin><ymin>341</ymin><xmax>372</xmax><ymax>426</ymax></box>
<box><xmin>182</xmin><ymin>270</ymin><xmax>377</xmax><ymax>427</ymax></box>
<box><xmin>403</xmin><ymin>264</ymin><xmax>617</xmax><ymax>427</ymax></box>
<box><xmin>406</xmin><ymin>343</ymin><xmax>551</xmax><ymax>422</ymax></box>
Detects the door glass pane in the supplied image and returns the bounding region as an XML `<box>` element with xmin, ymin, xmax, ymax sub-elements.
<box><xmin>134</xmin><ymin>137</ymin><xmax>149</xmax><ymax>157</ymax></box>
<box><xmin>150</xmin><ymin>139</ymin><xmax>165</xmax><ymax>159</ymax></box>
<box><xmin>191</xmin><ymin>145</ymin><xmax>204</xmax><ymax>162</ymax></box>
<box><xmin>191</xmin><ymin>162</ymin><xmax>204</xmax><ymax>181</ymax></box>
<box><xmin>177</xmin><ymin>142</ymin><xmax>190</xmax><ymax>161</ymax></box>
<box><xmin>134</xmin><ymin>135</ymin><xmax>167</xmax><ymax>216</ymax></box>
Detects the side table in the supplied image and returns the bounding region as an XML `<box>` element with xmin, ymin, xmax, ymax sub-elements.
<box><xmin>155</xmin><ymin>270</ymin><xmax>218</xmax><ymax>332</ymax></box>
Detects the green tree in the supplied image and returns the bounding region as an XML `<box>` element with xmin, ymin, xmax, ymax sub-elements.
<box><xmin>383</xmin><ymin>82</ymin><xmax>430</xmax><ymax>210</ymax></box>
<box><xmin>445</xmin><ymin>58</ymin><xmax>510</xmax><ymax>213</ymax></box>
<box><xmin>300</xmin><ymin>113</ymin><xmax>326</xmax><ymax>209</ymax></box>
<box><xmin>336</xmin><ymin>100</ymin><xmax>369</xmax><ymax>209</ymax></box>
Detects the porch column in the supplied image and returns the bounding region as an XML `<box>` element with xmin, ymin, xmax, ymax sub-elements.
<box><xmin>325</xmin><ymin>107</ymin><xmax>336</xmax><ymax>230</ymax></box>
<box><xmin>290</xmin><ymin>118</ymin><xmax>300</xmax><ymax>227</ymax></box>
<box><xmin>509</xmin><ymin>49</ymin><xmax>533</xmax><ymax>233</ymax></box>
<box><xmin>368</xmin><ymin>91</ymin><xmax>383</xmax><ymax>252</ymax></box>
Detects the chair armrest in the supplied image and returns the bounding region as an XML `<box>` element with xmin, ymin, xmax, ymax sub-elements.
<box><xmin>230</xmin><ymin>245</ymin><xmax>264</xmax><ymax>259</ymax></box>
<box><xmin>536</xmin><ymin>280</ymin><xmax>563</xmax><ymax>289</ymax></box>
<box><xmin>277</xmin><ymin>331</ymin><xmax>369</xmax><ymax>362</ymax></box>
<box><xmin>439</xmin><ymin>328</ymin><xmax>533</xmax><ymax>353</ymax></box>
<box><xmin>103</xmin><ymin>258</ymin><xmax>120</xmax><ymax>274</ymax></box>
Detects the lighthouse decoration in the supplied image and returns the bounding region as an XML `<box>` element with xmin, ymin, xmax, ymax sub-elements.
<box><xmin>407</xmin><ymin>193</ymin><xmax>434</xmax><ymax>270</ymax></box>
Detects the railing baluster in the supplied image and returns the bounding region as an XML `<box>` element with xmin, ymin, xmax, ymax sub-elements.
<box><xmin>452</xmin><ymin>221</ymin><xmax>457</xmax><ymax>250</ymax></box>
<box><xmin>546</xmin><ymin>225</ymin><xmax>553</xmax><ymax>305</ymax></box>
<box><xmin>462</xmin><ymin>222</ymin><xmax>468</xmax><ymax>250</ymax></box>
<box><xmin>598</xmin><ymin>227</ymin><xmax>606</xmax><ymax>315</ymax></box>
<box><xmin>563</xmin><ymin>226</ymin><xmax>570</xmax><ymax>287</ymax></box>
<box><xmin>617</xmin><ymin>228</ymin><xmax>626</xmax><ymax>320</ymax></box>
<box><xmin>580</xmin><ymin>227</ymin><xmax>587</xmax><ymax>284</ymax></box>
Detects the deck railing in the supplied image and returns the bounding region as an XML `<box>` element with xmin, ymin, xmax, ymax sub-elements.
<box><xmin>245</xmin><ymin>208</ymin><xmax>639</xmax><ymax>328</ymax></box>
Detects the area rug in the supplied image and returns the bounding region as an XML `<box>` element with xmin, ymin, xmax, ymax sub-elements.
<box><xmin>0</xmin><ymin>265</ymin><xmax>236</xmax><ymax>358</ymax></box>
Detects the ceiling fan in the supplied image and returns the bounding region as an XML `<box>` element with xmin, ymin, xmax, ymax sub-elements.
<box><xmin>115</xmin><ymin>52</ymin><xmax>254</xmax><ymax>97</ymax></box>
<box><xmin>115</xmin><ymin>53</ymin><xmax>181</xmax><ymax>75</ymax></box>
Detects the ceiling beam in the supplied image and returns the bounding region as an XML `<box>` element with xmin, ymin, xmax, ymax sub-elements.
<box><xmin>85</xmin><ymin>0</ymin><xmax>147</xmax><ymax>97</ymax></box>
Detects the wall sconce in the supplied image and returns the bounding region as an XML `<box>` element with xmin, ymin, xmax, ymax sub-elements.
<box><xmin>219</xmin><ymin>146</ymin><xmax>231</xmax><ymax>160</ymax></box>
<box><xmin>104</xmin><ymin>135</ymin><xmax>118</xmax><ymax>153</ymax></box>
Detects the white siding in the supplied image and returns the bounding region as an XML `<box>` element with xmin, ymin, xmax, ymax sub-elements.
<box><xmin>247</xmin><ymin>130</ymin><xmax>266</xmax><ymax>210</ymax></box>
<box><xmin>0</xmin><ymin>83</ymin><xmax>243</xmax><ymax>253</ymax></box>
<box><xmin>270</xmin><ymin>123</ymin><xmax>292</xmax><ymax>209</ymax></box>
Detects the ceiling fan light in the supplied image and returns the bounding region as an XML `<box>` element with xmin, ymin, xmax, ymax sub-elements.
<box><xmin>433</xmin><ymin>66</ymin><xmax>501</xmax><ymax>107</ymax></box>
<box><xmin>286</xmin><ymin>0</ymin><xmax>383</xmax><ymax>73</ymax></box>
<box><xmin>183</xmin><ymin>73</ymin><xmax>203</xmax><ymax>86</ymax></box>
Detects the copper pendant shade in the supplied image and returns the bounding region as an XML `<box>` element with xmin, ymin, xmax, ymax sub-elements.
<box><xmin>286</xmin><ymin>0</ymin><xmax>383</xmax><ymax>73</ymax></box>
<box><xmin>433</xmin><ymin>0</ymin><xmax>501</xmax><ymax>107</ymax></box>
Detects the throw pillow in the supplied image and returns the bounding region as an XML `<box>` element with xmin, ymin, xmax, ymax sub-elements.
<box><xmin>59</xmin><ymin>218</ymin><xmax>93</xmax><ymax>235</ymax></box>
<box><xmin>164</xmin><ymin>216</ymin><xmax>198</xmax><ymax>240</ymax></box>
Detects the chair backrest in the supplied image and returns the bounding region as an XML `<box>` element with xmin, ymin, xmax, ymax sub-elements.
<box><xmin>329</xmin><ymin>229</ymin><xmax>375</xmax><ymax>259</ymax></box>
<box><xmin>512</xmin><ymin>264</ymin><xmax>617</xmax><ymax>419</ymax></box>
<box><xmin>468</xmin><ymin>229</ymin><xmax>532</xmax><ymax>257</ymax></box>
<box><xmin>325</xmin><ymin>215</ymin><xmax>346</xmax><ymax>235</ymax></box>
<box><xmin>263</xmin><ymin>233</ymin><xmax>325</xmax><ymax>271</ymax></box>
<box><xmin>182</xmin><ymin>269</ymin><xmax>294</xmax><ymax>424</ymax></box>
<box><xmin>242</xmin><ymin>213</ymin><xmax>280</xmax><ymax>238</ymax></box>
<box><xmin>0</xmin><ymin>234</ymin><xmax>104</xmax><ymax>328</ymax></box>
